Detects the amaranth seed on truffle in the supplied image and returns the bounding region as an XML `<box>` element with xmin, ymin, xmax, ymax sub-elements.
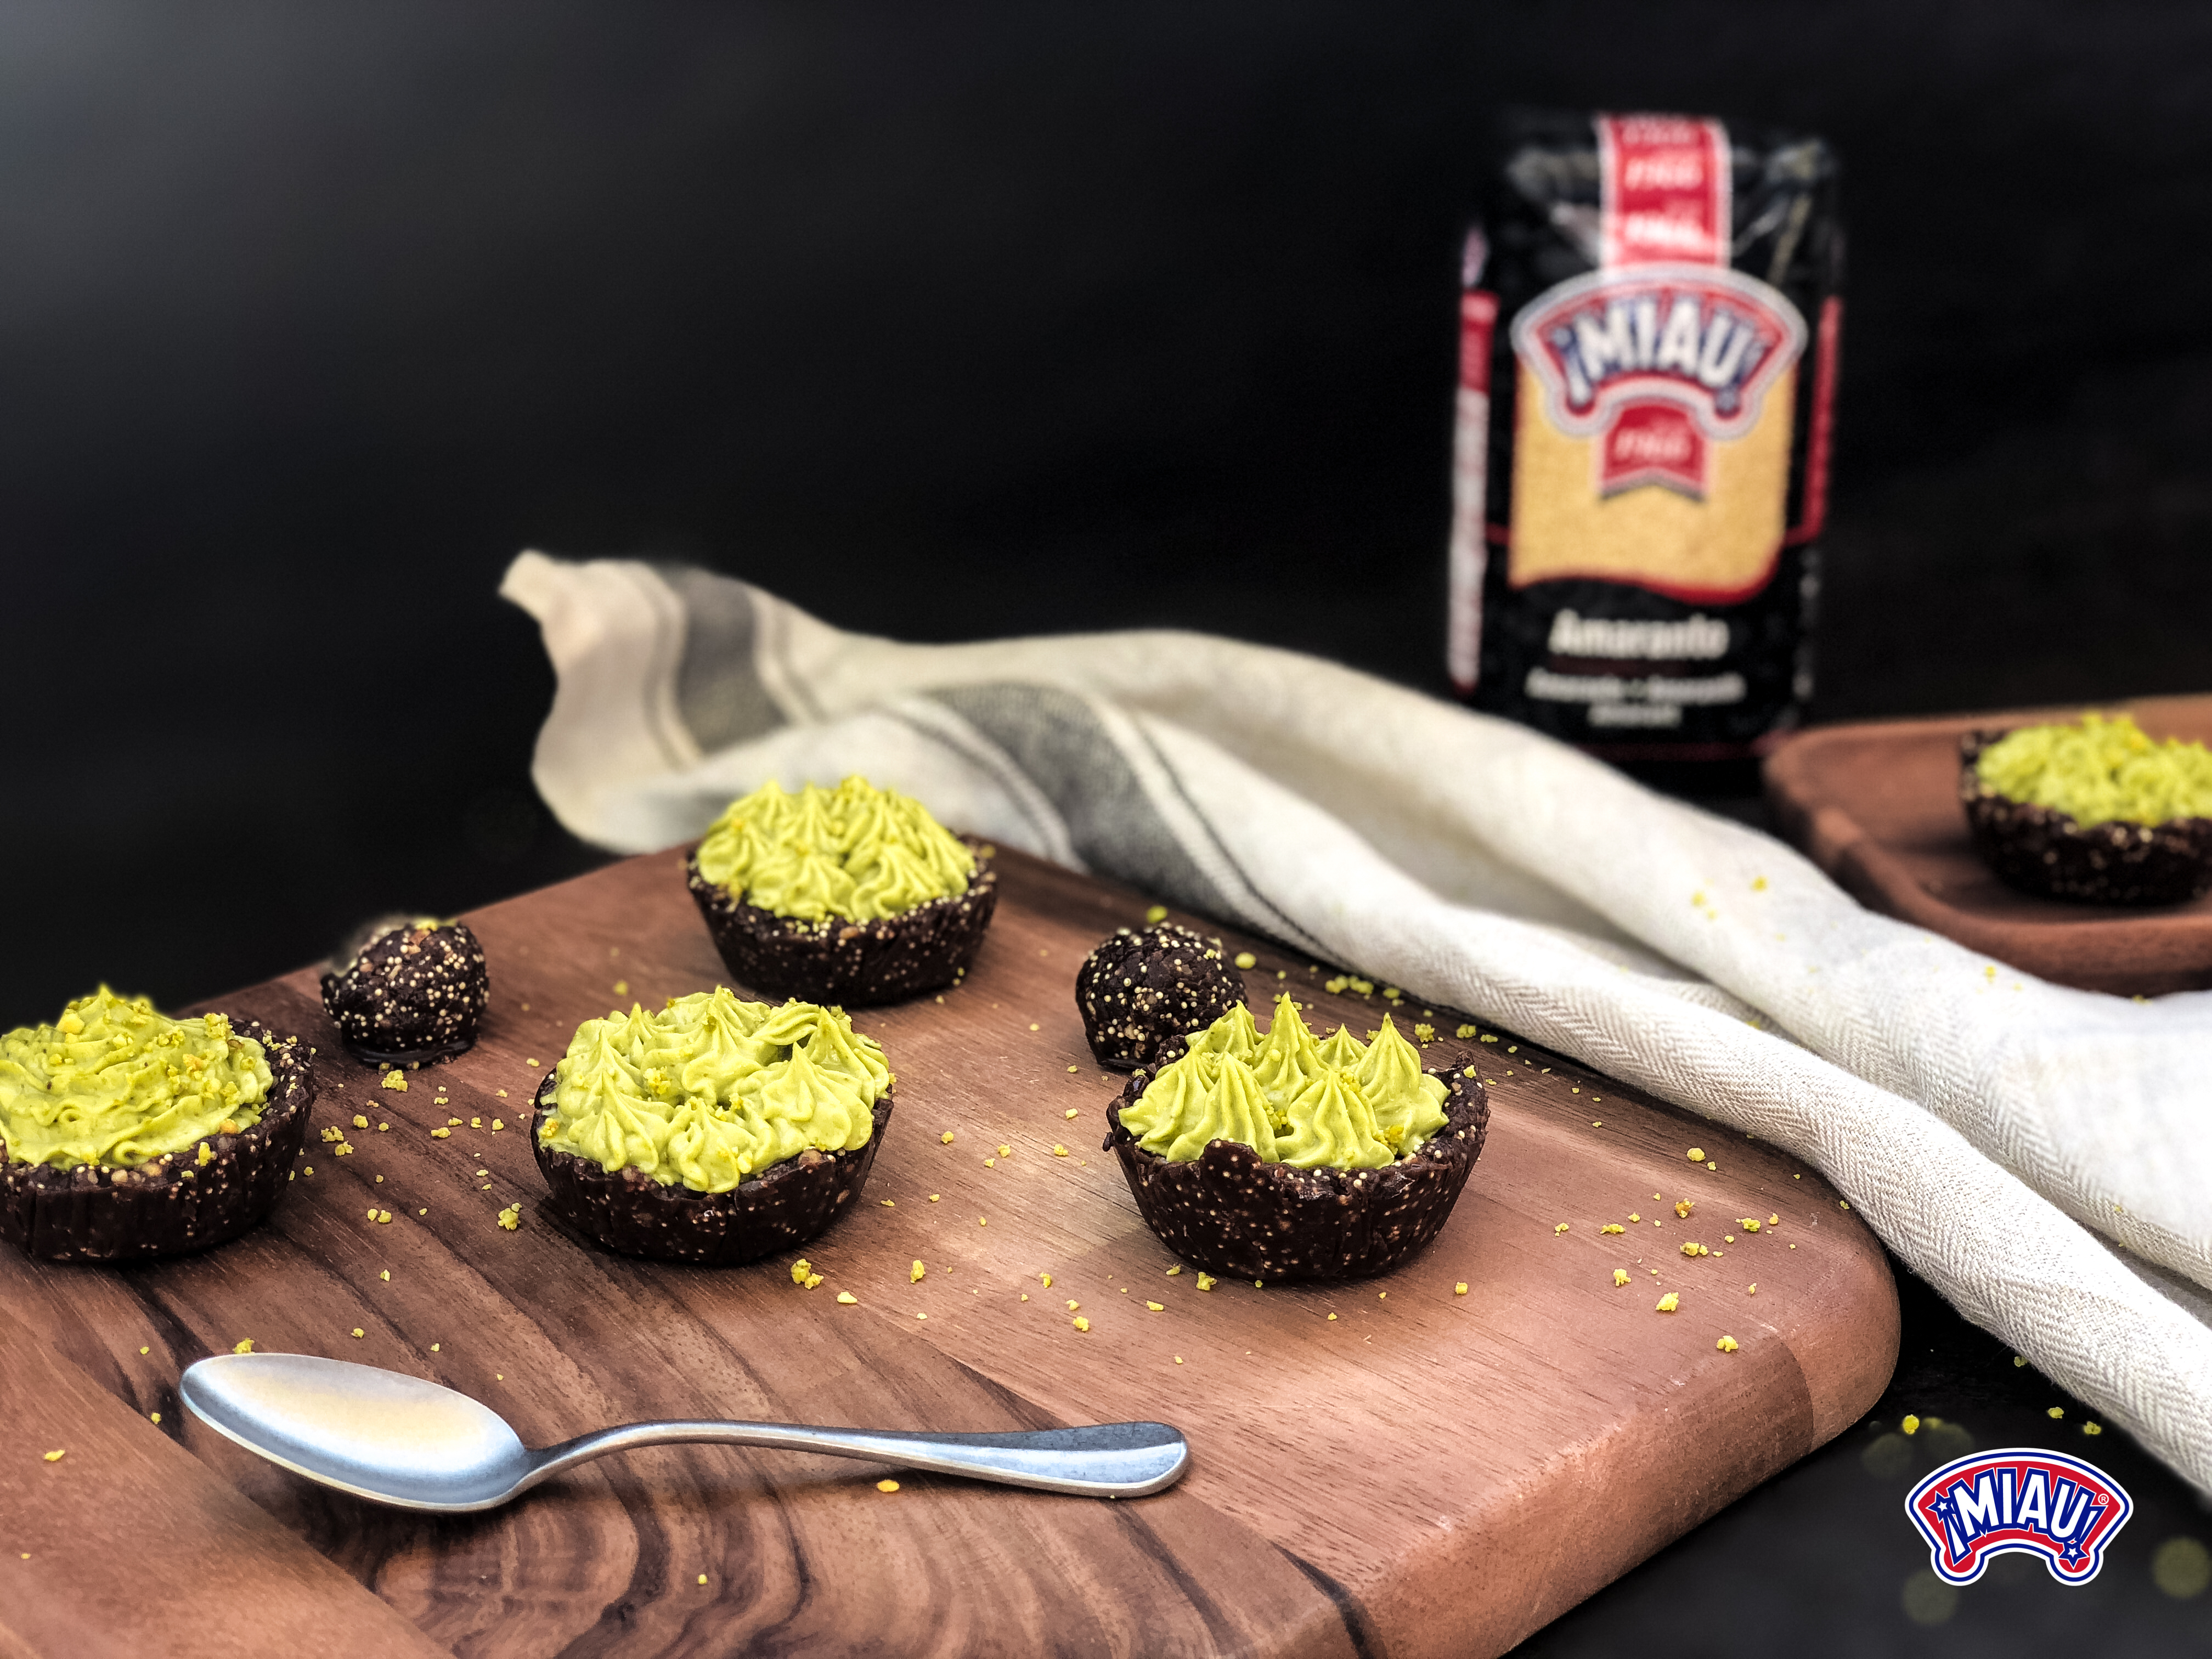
<box><xmin>1076</xmin><ymin>924</ymin><xmax>1248</xmax><ymax>1070</ymax></box>
<box><xmin>321</xmin><ymin>918</ymin><xmax>489</xmax><ymax>1067</ymax></box>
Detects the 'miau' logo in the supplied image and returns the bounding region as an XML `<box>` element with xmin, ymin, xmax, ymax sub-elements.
<box><xmin>1905</xmin><ymin>1448</ymin><xmax>2132</xmax><ymax>1587</ymax></box>
<box><xmin>1511</xmin><ymin>265</ymin><xmax>1806</xmax><ymax>500</ymax></box>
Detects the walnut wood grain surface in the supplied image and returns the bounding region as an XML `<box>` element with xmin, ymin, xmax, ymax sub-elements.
<box><xmin>1</xmin><ymin>847</ymin><xmax>1897</xmax><ymax>1659</ymax></box>
<box><xmin>1764</xmin><ymin>693</ymin><xmax>2212</xmax><ymax>995</ymax></box>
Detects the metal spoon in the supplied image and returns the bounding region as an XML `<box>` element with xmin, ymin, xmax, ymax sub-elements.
<box><xmin>180</xmin><ymin>1352</ymin><xmax>1189</xmax><ymax>1512</ymax></box>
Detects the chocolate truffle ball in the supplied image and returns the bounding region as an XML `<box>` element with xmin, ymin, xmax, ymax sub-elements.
<box><xmin>1075</xmin><ymin>923</ymin><xmax>1247</xmax><ymax>1070</ymax></box>
<box><xmin>321</xmin><ymin>918</ymin><xmax>489</xmax><ymax>1067</ymax></box>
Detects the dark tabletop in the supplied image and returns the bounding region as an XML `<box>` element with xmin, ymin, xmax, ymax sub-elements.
<box><xmin>4</xmin><ymin>6</ymin><xmax>2209</xmax><ymax>1652</ymax></box>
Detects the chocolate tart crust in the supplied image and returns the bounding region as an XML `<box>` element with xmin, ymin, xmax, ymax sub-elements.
<box><xmin>685</xmin><ymin>842</ymin><xmax>997</xmax><ymax>1007</ymax></box>
<box><xmin>0</xmin><ymin>1019</ymin><xmax>317</xmax><ymax>1264</ymax></box>
<box><xmin>1103</xmin><ymin>1047</ymin><xmax>1489</xmax><ymax>1282</ymax></box>
<box><xmin>1960</xmin><ymin>732</ymin><xmax>2212</xmax><ymax>907</ymax></box>
<box><xmin>531</xmin><ymin>1070</ymin><xmax>893</xmax><ymax>1266</ymax></box>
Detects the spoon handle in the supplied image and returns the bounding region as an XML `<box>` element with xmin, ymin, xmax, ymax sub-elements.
<box><xmin>521</xmin><ymin>1418</ymin><xmax>1189</xmax><ymax>1498</ymax></box>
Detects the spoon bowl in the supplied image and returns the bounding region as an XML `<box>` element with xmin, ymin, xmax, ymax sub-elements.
<box><xmin>182</xmin><ymin>1353</ymin><xmax>1189</xmax><ymax>1512</ymax></box>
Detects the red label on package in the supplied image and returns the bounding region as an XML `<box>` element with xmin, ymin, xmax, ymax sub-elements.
<box><xmin>1597</xmin><ymin>114</ymin><xmax>1731</xmax><ymax>268</ymax></box>
<box><xmin>1599</xmin><ymin>400</ymin><xmax>1706</xmax><ymax>499</ymax></box>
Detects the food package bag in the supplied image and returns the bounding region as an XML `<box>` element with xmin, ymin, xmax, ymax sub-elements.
<box><xmin>1448</xmin><ymin>110</ymin><xmax>1844</xmax><ymax>769</ymax></box>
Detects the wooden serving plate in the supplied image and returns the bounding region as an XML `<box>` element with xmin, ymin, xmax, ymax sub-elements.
<box><xmin>0</xmin><ymin>847</ymin><xmax>1895</xmax><ymax>1659</ymax></box>
<box><xmin>1763</xmin><ymin>693</ymin><xmax>2212</xmax><ymax>996</ymax></box>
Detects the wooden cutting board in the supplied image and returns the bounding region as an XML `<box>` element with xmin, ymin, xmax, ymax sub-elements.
<box><xmin>1764</xmin><ymin>693</ymin><xmax>2212</xmax><ymax>996</ymax></box>
<box><xmin>0</xmin><ymin>847</ymin><xmax>1896</xmax><ymax>1659</ymax></box>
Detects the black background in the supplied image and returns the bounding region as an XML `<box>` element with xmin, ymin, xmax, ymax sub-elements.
<box><xmin>4</xmin><ymin>3</ymin><xmax>2209</xmax><ymax>1650</ymax></box>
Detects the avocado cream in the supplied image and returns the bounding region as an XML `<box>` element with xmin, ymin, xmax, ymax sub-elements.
<box><xmin>0</xmin><ymin>989</ymin><xmax>270</xmax><ymax>1169</ymax></box>
<box><xmin>539</xmin><ymin>987</ymin><xmax>892</xmax><ymax>1190</ymax></box>
<box><xmin>1124</xmin><ymin>996</ymin><xmax>1449</xmax><ymax>1170</ymax></box>
<box><xmin>695</xmin><ymin>776</ymin><xmax>976</xmax><ymax>923</ymax></box>
<box><xmin>1977</xmin><ymin>713</ymin><xmax>2212</xmax><ymax>827</ymax></box>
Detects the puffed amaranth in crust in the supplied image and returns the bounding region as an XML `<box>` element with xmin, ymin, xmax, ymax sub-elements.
<box><xmin>1075</xmin><ymin>923</ymin><xmax>1248</xmax><ymax>1071</ymax></box>
<box><xmin>686</xmin><ymin>844</ymin><xmax>996</xmax><ymax>1007</ymax></box>
<box><xmin>321</xmin><ymin>918</ymin><xmax>490</xmax><ymax>1066</ymax></box>
<box><xmin>0</xmin><ymin>1020</ymin><xmax>316</xmax><ymax>1264</ymax></box>
<box><xmin>1961</xmin><ymin>733</ymin><xmax>2212</xmax><ymax>906</ymax></box>
<box><xmin>1103</xmin><ymin>1043</ymin><xmax>1489</xmax><ymax>1282</ymax></box>
<box><xmin>530</xmin><ymin>1070</ymin><xmax>894</xmax><ymax>1266</ymax></box>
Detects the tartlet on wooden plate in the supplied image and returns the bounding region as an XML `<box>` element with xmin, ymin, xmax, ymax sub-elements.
<box><xmin>1764</xmin><ymin>694</ymin><xmax>2212</xmax><ymax>995</ymax></box>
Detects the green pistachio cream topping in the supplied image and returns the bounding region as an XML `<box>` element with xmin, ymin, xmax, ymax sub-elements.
<box><xmin>539</xmin><ymin>988</ymin><xmax>893</xmax><ymax>1191</ymax></box>
<box><xmin>1121</xmin><ymin>995</ymin><xmax>1449</xmax><ymax>1171</ymax></box>
<box><xmin>1977</xmin><ymin>712</ymin><xmax>2212</xmax><ymax>827</ymax></box>
<box><xmin>695</xmin><ymin>776</ymin><xmax>977</xmax><ymax>924</ymax></box>
<box><xmin>0</xmin><ymin>988</ymin><xmax>271</xmax><ymax>1170</ymax></box>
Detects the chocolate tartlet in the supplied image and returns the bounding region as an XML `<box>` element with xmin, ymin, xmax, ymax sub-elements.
<box><xmin>526</xmin><ymin>986</ymin><xmax>889</xmax><ymax>1274</ymax></box>
<box><xmin>1075</xmin><ymin>923</ymin><xmax>1246</xmax><ymax>1070</ymax></box>
<box><xmin>1962</xmin><ymin>727</ymin><xmax>2212</xmax><ymax>906</ymax></box>
<box><xmin>685</xmin><ymin>777</ymin><xmax>997</xmax><ymax>1006</ymax></box>
<box><xmin>321</xmin><ymin>917</ymin><xmax>490</xmax><ymax>1066</ymax></box>
<box><xmin>1104</xmin><ymin>999</ymin><xmax>1489</xmax><ymax>1282</ymax></box>
<box><xmin>0</xmin><ymin>1008</ymin><xmax>315</xmax><ymax>1264</ymax></box>
<box><xmin>533</xmin><ymin>1073</ymin><xmax>891</xmax><ymax>1266</ymax></box>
